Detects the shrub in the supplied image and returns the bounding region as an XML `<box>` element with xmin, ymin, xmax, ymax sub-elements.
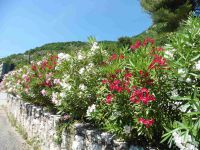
<box><xmin>88</xmin><ymin>37</ymin><xmax>177</xmax><ymax>147</ymax></box>
<box><xmin>162</xmin><ymin>16</ymin><xmax>200</xmax><ymax>150</ymax></box>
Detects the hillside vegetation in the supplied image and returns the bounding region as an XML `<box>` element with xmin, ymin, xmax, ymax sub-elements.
<box><xmin>0</xmin><ymin>41</ymin><xmax>116</xmax><ymax>68</ymax></box>
<box><xmin>0</xmin><ymin>23</ymin><xmax>172</xmax><ymax>68</ymax></box>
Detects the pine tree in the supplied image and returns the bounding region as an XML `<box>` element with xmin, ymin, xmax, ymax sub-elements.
<box><xmin>140</xmin><ymin>0</ymin><xmax>196</xmax><ymax>31</ymax></box>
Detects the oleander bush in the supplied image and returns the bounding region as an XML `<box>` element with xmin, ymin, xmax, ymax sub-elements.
<box><xmin>1</xmin><ymin>16</ymin><xmax>200</xmax><ymax>149</ymax></box>
<box><xmin>88</xmin><ymin>37</ymin><xmax>178</xmax><ymax>147</ymax></box>
<box><xmin>161</xmin><ymin>16</ymin><xmax>200</xmax><ymax>150</ymax></box>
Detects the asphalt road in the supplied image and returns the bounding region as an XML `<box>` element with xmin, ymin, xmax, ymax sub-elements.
<box><xmin>0</xmin><ymin>92</ymin><xmax>31</xmax><ymax>150</ymax></box>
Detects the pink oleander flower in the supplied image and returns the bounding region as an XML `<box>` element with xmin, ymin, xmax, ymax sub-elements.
<box><xmin>46</xmin><ymin>73</ymin><xmax>53</xmax><ymax>79</ymax></box>
<box><xmin>41</xmin><ymin>89</ymin><xmax>47</xmax><ymax>96</ymax></box>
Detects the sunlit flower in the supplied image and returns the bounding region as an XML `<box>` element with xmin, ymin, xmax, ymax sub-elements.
<box><xmin>60</xmin><ymin>82</ymin><xmax>71</xmax><ymax>91</ymax></box>
<box><xmin>77</xmin><ymin>52</ymin><xmax>85</xmax><ymax>60</ymax></box>
<box><xmin>86</xmin><ymin>104</ymin><xmax>96</xmax><ymax>117</ymax></box>
<box><xmin>79</xmin><ymin>84</ymin><xmax>87</xmax><ymax>91</ymax></box>
<box><xmin>194</xmin><ymin>60</ymin><xmax>200</xmax><ymax>70</ymax></box>
<box><xmin>79</xmin><ymin>68</ymin><xmax>85</xmax><ymax>74</ymax></box>
<box><xmin>178</xmin><ymin>68</ymin><xmax>187</xmax><ymax>78</ymax></box>
<box><xmin>60</xmin><ymin>92</ymin><xmax>66</xmax><ymax>98</ymax></box>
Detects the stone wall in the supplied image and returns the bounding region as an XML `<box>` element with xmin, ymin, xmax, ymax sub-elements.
<box><xmin>6</xmin><ymin>94</ymin><xmax>145</xmax><ymax>150</ymax></box>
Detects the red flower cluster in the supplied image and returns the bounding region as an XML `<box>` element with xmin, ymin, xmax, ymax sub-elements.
<box><xmin>130</xmin><ymin>40</ymin><xmax>141</xmax><ymax>50</ymax></box>
<box><xmin>102</xmin><ymin>71</ymin><xmax>134</xmax><ymax>104</ymax></box>
<box><xmin>40</xmin><ymin>55</ymin><xmax>58</xmax><ymax>71</ymax></box>
<box><xmin>138</xmin><ymin>118</ymin><xmax>154</xmax><ymax>128</ymax></box>
<box><xmin>143</xmin><ymin>37</ymin><xmax>154</xmax><ymax>46</ymax></box>
<box><xmin>106</xmin><ymin>72</ymin><xmax>132</xmax><ymax>93</ymax></box>
<box><xmin>109</xmin><ymin>80</ymin><xmax>123</xmax><ymax>93</ymax></box>
<box><xmin>108</xmin><ymin>53</ymin><xmax>125</xmax><ymax>61</ymax></box>
<box><xmin>130</xmin><ymin>87</ymin><xmax>155</xmax><ymax>105</ymax></box>
<box><xmin>130</xmin><ymin>37</ymin><xmax>155</xmax><ymax>51</ymax></box>
<box><xmin>148</xmin><ymin>54</ymin><xmax>167</xmax><ymax>70</ymax></box>
<box><xmin>102</xmin><ymin>79</ymin><xmax>108</xmax><ymax>84</ymax></box>
<box><xmin>106</xmin><ymin>94</ymin><xmax>113</xmax><ymax>104</ymax></box>
<box><xmin>31</xmin><ymin>65</ymin><xmax>37</xmax><ymax>71</ymax></box>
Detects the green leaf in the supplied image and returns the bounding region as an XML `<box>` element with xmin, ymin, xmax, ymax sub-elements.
<box><xmin>161</xmin><ymin>134</ymin><xmax>171</xmax><ymax>143</ymax></box>
<box><xmin>191</xmin><ymin>54</ymin><xmax>200</xmax><ymax>62</ymax></box>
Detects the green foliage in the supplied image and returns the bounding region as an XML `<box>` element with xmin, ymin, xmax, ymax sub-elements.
<box><xmin>161</xmin><ymin>16</ymin><xmax>200</xmax><ymax>149</ymax></box>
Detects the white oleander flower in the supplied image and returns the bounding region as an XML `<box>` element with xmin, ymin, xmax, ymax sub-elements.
<box><xmin>37</xmin><ymin>61</ymin><xmax>42</xmax><ymax>65</ymax></box>
<box><xmin>60</xmin><ymin>82</ymin><xmax>71</xmax><ymax>91</ymax></box>
<box><xmin>194</xmin><ymin>60</ymin><xmax>200</xmax><ymax>71</ymax></box>
<box><xmin>178</xmin><ymin>68</ymin><xmax>187</xmax><ymax>78</ymax></box>
<box><xmin>60</xmin><ymin>92</ymin><xmax>66</xmax><ymax>98</ymax></box>
<box><xmin>172</xmin><ymin>132</ymin><xmax>198</xmax><ymax>150</ymax></box>
<box><xmin>88</xmin><ymin>42</ymin><xmax>99</xmax><ymax>57</ymax></box>
<box><xmin>91</xmin><ymin>42</ymin><xmax>99</xmax><ymax>51</ymax></box>
<box><xmin>58</xmin><ymin>53</ymin><xmax>71</xmax><ymax>63</ymax></box>
<box><xmin>165</xmin><ymin>50</ymin><xmax>174</xmax><ymax>58</ymax></box>
<box><xmin>52</xmin><ymin>92</ymin><xmax>60</xmax><ymax>105</ymax></box>
<box><xmin>171</xmin><ymin>89</ymin><xmax>179</xmax><ymax>97</ymax></box>
<box><xmin>79</xmin><ymin>84</ymin><xmax>87</xmax><ymax>91</ymax></box>
<box><xmin>123</xmin><ymin>125</ymin><xmax>132</xmax><ymax>134</ymax></box>
<box><xmin>86</xmin><ymin>104</ymin><xmax>96</xmax><ymax>117</ymax></box>
<box><xmin>186</xmin><ymin>78</ymin><xmax>192</xmax><ymax>83</ymax></box>
<box><xmin>77</xmin><ymin>52</ymin><xmax>85</xmax><ymax>60</ymax></box>
<box><xmin>79</xmin><ymin>68</ymin><xmax>85</xmax><ymax>74</ymax></box>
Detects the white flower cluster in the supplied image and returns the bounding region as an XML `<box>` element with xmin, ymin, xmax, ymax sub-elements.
<box><xmin>171</xmin><ymin>89</ymin><xmax>179</xmax><ymax>98</ymax></box>
<box><xmin>60</xmin><ymin>82</ymin><xmax>71</xmax><ymax>91</ymax></box>
<box><xmin>86</xmin><ymin>63</ymin><xmax>94</xmax><ymax>72</ymax></box>
<box><xmin>164</xmin><ymin>50</ymin><xmax>174</xmax><ymax>58</ymax></box>
<box><xmin>164</xmin><ymin>44</ymin><xmax>176</xmax><ymax>59</ymax></box>
<box><xmin>57</xmin><ymin>53</ymin><xmax>71</xmax><ymax>65</ymax></box>
<box><xmin>60</xmin><ymin>75</ymin><xmax>71</xmax><ymax>90</ymax></box>
<box><xmin>88</xmin><ymin>42</ymin><xmax>99</xmax><ymax>57</ymax></box>
<box><xmin>79</xmin><ymin>84</ymin><xmax>87</xmax><ymax>91</ymax></box>
<box><xmin>178</xmin><ymin>68</ymin><xmax>187</xmax><ymax>79</ymax></box>
<box><xmin>194</xmin><ymin>60</ymin><xmax>200</xmax><ymax>71</ymax></box>
<box><xmin>77</xmin><ymin>51</ymin><xmax>85</xmax><ymax>60</ymax></box>
<box><xmin>2</xmin><ymin>70</ymin><xmax>23</xmax><ymax>94</ymax></box>
<box><xmin>52</xmin><ymin>92</ymin><xmax>61</xmax><ymax>105</ymax></box>
<box><xmin>86</xmin><ymin>104</ymin><xmax>96</xmax><ymax>117</ymax></box>
<box><xmin>172</xmin><ymin>132</ymin><xmax>198</xmax><ymax>150</ymax></box>
<box><xmin>79</xmin><ymin>63</ymin><xmax>95</xmax><ymax>75</ymax></box>
<box><xmin>79</xmin><ymin>67</ymin><xmax>85</xmax><ymax>75</ymax></box>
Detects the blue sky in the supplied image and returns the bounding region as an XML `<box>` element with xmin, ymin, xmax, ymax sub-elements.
<box><xmin>0</xmin><ymin>0</ymin><xmax>152</xmax><ymax>58</ymax></box>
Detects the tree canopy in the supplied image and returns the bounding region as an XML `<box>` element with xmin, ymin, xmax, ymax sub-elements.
<box><xmin>140</xmin><ymin>0</ymin><xmax>196</xmax><ymax>31</ymax></box>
